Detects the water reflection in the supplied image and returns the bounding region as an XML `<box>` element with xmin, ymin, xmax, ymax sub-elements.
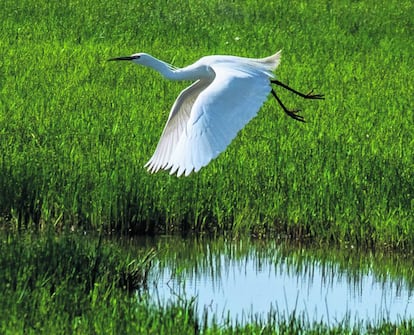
<box><xmin>129</xmin><ymin>236</ymin><xmax>414</xmax><ymax>325</ymax></box>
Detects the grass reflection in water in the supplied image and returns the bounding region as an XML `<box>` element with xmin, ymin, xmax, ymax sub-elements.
<box><xmin>142</xmin><ymin>236</ymin><xmax>414</xmax><ymax>326</ymax></box>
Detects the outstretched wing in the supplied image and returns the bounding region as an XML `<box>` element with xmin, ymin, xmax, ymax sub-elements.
<box><xmin>165</xmin><ymin>62</ymin><xmax>273</xmax><ymax>176</ymax></box>
<box><xmin>145</xmin><ymin>78</ymin><xmax>213</xmax><ymax>173</ymax></box>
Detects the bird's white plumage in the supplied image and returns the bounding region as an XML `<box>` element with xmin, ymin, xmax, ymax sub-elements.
<box><xmin>144</xmin><ymin>79</ymin><xmax>212</xmax><ymax>174</ymax></box>
<box><xmin>166</xmin><ymin>63</ymin><xmax>272</xmax><ymax>176</ymax></box>
<box><xmin>111</xmin><ymin>51</ymin><xmax>282</xmax><ymax>176</ymax></box>
<box><xmin>143</xmin><ymin>52</ymin><xmax>281</xmax><ymax>176</ymax></box>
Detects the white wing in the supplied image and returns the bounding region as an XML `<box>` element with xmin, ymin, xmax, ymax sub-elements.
<box><xmin>145</xmin><ymin>79</ymin><xmax>213</xmax><ymax>173</ymax></box>
<box><xmin>165</xmin><ymin>62</ymin><xmax>274</xmax><ymax>176</ymax></box>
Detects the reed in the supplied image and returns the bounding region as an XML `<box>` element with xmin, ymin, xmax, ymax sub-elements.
<box><xmin>1</xmin><ymin>232</ymin><xmax>413</xmax><ymax>334</ymax></box>
<box><xmin>0</xmin><ymin>0</ymin><xmax>412</xmax><ymax>249</ymax></box>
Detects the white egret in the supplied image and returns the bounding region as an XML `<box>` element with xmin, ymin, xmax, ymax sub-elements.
<box><xmin>108</xmin><ymin>51</ymin><xmax>324</xmax><ymax>177</ymax></box>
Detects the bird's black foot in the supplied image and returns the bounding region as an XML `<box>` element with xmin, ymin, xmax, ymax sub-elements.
<box><xmin>304</xmin><ymin>89</ymin><xmax>325</xmax><ymax>100</ymax></box>
<box><xmin>271</xmin><ymin>89</ymin><xmax>306</xmax><ymax>123</ymax></box>
<box><xmin>285</xmin><ymin>109</ymin><xmax>305</xmax><ymax>122</ymax></box>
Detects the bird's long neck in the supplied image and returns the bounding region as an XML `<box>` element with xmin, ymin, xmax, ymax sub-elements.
<box><xmin>142</xmin><ymin>55</ymin><xmax>204</xmax><ymax>81</ymax></box>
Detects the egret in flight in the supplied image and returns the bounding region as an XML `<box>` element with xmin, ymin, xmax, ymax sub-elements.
<box><xmin>109</xmin><ymin>51</ymin><xmax>323</xmax><ymax>177</ymax></box>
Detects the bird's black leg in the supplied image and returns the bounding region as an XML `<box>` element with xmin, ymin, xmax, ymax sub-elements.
<box><xmin>270</xmin><ymin>79</ymin><xmax>324</xmax><ymax>122</ymax></box>
<box><xmin>271</xmin><ymin>79</ymin><xmax>325</xmax><ymax>100</ymax></box>
<box><xmin>271</xmin><ymin>89</ymin><xmax>305</xmax><ymax>122</ymax></box>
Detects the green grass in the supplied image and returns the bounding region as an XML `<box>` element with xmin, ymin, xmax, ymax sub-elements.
<box><xmin>1</xmin><ymin>1</ymin><xmax>413</xmax><ymax>245</ymax></box>
<box><xmin>1</xmin><ymin>231</ymin><xmax>413</xmax><ymax>334</ymax></box>
<box><xmin>0</xmin><ymin>230</ymin><xmax>157</xmax><ymax>334</ymax></box>
<box><xmin>2</xmin><ymin>1</ymin><xmax>413</xmax><ymax>331</ymax></box>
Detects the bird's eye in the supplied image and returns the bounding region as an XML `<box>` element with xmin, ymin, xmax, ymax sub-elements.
<box><xmin>132</xmin><ymin>55</ymin><xmax>141</xmax><ymax>60</ymax></box>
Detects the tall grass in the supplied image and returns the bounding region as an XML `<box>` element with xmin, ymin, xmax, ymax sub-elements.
<box><xmin>1</xmin><ymin>0</ymin><xmax>413</xmax><ymax>247</ymax></box>
<box><xmin>1</xmin><ymin>232</ymin><xmax>413</xmax><ymax>334</ymax></box>
<box><xmin>0</xmin><ymin>230</ymin><xmax>157</xmax><ymax>333</ymax></box>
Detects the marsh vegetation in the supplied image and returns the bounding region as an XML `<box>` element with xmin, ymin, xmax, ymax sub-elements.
<box><xmin>1</xmin><ymin>0</ymin><xmax>413</xmax><ymax>333</ymax></box>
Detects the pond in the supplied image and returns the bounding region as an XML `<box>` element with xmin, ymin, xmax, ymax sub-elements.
<box><xmin>126</xmin><ymin>236</ymin><xmax>414</xmax><ymax>326</ymax></box>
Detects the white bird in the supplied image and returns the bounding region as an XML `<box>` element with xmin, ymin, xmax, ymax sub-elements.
<box><xmin>109</xmin><ymin>51</ymin><xmax>323</xmax><ymax>177</ymax></box>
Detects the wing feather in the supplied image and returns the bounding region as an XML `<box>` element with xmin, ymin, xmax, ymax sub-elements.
<box><xmin>166</xmin><ymin>62</ymin><xmax>273</xmax><ymax>176</ymax></box>
<box><xmin>145</xmin><ymin>79</ymin><xmax>212</xmax><ymax>173</ymax></box>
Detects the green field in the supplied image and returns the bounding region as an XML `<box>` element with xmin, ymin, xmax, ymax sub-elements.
<box><xmin>1</xmin><ymin>0</ymin><xmax>413</xmax><ymax>333</ymax></box>
<box><xmin>1</xmin><ymin>0</ymin><xmax>413</xmax><ymax>246</ymax></box>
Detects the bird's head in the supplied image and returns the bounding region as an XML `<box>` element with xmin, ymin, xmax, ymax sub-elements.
<box><xmin>108</xmin><ymin>53</ymin><xmax>154</xmax><ymax>66</ymax></box>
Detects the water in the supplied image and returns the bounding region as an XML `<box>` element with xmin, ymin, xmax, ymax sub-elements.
<box><xmin>133</xmin><ymin>236</ymin><xmax>414</xmax><ymax>325</ymax></box>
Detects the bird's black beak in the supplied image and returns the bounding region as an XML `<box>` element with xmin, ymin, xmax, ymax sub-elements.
<box><xmin>107</xmin><ymin>56</ymin><xmax>134</xmax><ymax>61</ymax></box>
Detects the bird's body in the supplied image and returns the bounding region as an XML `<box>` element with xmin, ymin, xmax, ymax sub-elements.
<box><xmin>109</xmin><ymin>51</ymin><xmax>323</xmax><ymax>176</ymax></box>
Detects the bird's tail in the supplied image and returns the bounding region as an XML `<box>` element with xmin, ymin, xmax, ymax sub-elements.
<box><xmin>256</xmin><ymin>50</ymin><xmax>281</xmax><ymax>71</ymax></box>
